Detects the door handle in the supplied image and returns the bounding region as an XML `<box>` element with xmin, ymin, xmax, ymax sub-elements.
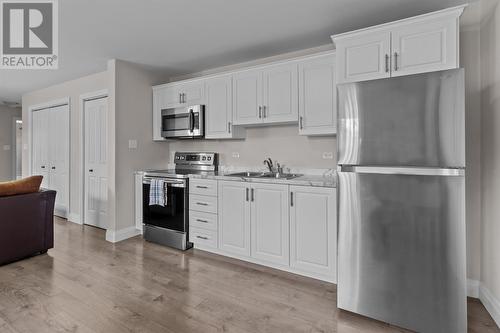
<box><xmin>251</xmin><ymin>188</ymin><xmax>254</xmax><ymax>202</ymax></box>
<box><xmin>228</xmin><ymin>122</ymin><xmax>231</xmax><ymax>133</ymax></box>
<box><xmin>189</xmin><ymin>110</ymin><xmax>194</xmax><ymax>132</ymax></box>
<box><xmin>385</xmin><ymin>54</ymin><xmax>390</xmax><ymax>73</ymax></box>
<box><xmin>262</xmin><ymin>106</ymin><xmax>266</xmax><ymax>118</ymax></box>
<box><xmin>246</xmin><ymin>188</ymin><xmax>249</xmax><ymax>201</ymax></box>
<box><xmin>196</xmin><ymin>202</ymin><xmax>209</xmax><ymax>206</ymax></box>
<box><xmin>196</xmin><ymin>185</ymin><xmax>208</xmax><ymax>189</ymax></box>
<box><xmin>179</xmin><ymin>93</ymin><xmax>182</xmax><ymax>104</ymax></box>
<box><xmin>182</xmin><ymin>93</ymin><xmax>186</xmax><ymax>104</ymax></box>
<box><xmin>196</xmin><ymin>219</ymin><xmax>208</xmax><ymax>223</ymax></box>
<box><xmin>299</xmin><ymin>116</ymin><xmax>303</xmax><ymax>130</ymax></box>
<box><xmin>394</xmin><ymin>52</ymin><xmax>399</xmax><ymax>71</ymax></box>
<box><xmin>258</xmin><ymin>106</ymin><xmax>262</xmax><ymax>119</ymax></box>
<box><xmin>290</xmin><ymin>192</ymin><xmax>294</xmax><ymax>207</ymax></box>
<box><xmin>196</xmin><ymin>236</ymin><xmax>209</xmax><ymax>240</ymax></box>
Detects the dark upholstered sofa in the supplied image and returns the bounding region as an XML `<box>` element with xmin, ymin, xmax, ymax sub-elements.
<box><xmin>0</xmin><ymin>189</ymin><xmax>56</xmax><ymax>265</ymax></box>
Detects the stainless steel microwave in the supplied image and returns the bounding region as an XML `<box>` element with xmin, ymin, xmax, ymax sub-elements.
<box><xmin>161</xmin><ymin>105</ymin><xmax>204</xmax><ymax>139</ymax></box>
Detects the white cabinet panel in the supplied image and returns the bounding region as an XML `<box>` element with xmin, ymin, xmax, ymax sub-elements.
<box><xmin>191</xmin><ymin>227</ymin><xmax>218</xmax><ymax>249</ymax></box>
<box><xmin>336</xmin><ymin>31</ymin><xmax>391</xmax><ymax>84</ymax></box>
<box><xmin>290</xmin><ymin>186</ymin><xmax>336</xmax><ymax>280</ymax></box>
<box><xmin>218</xmin><ymin>181</ymin><xmax>251</xmax><ymax>257</ymax></box>
<box><xmin>250</xmin><ymin>183</ymin><xmax>289</xmax><ymax>266</ymax></box>
<box><xmin>190</xmin><ymin>178</ymin><xmax>218</xmax><ymax>196</ymax></box>
<box><xmin>232</xmin><ymin>69</ymin><xmax>263</xmax><ymax>125</ymax></box>
<box><xmin>190</xmin><ymin>194</ymin><xmax>218</xmax><ymax>214</ymax></box>
<box><xmin>205</xmin><ymin>75</ymin><xmax>245</xmax><ymax>139</ymax></box>
<box><xmin>391</xmin><ymin>18</ymin><xmax>458</xmax><ymax>77</ymax></box>
<box><xmin>189</xmin><ymin>210</ymin><xmax>218</xmax><ymax>231</ymax></box>
<box><xmin>181</xmin><ymin>81</ymin><xmax>205</xmax><ymax>105</ymax></box>
<box><xmin>298</xmin><ymin>53</ymin><xmax>337</xmax><ymax>136</ymax></box>
<box><xmin>262</xmin><ymin>62</ymin><xmax>298</xmax><ymax>123</ymax></box>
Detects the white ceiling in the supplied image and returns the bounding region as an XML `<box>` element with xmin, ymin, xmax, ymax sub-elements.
<box><xmin>0</xmin><ymin>0</ymin><xmax>474</xmax><ymax>103</ymax></box>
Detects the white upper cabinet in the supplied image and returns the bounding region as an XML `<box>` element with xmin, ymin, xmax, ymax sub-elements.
<box><xmin>232</xmin><ymin>69</ymin><xmax>263</xmax><ymax>125</ymax></box>
<box><xmin>298</xmin><ymin>53</ymin><xmax>337</xmax><ymax>136</ymax></box>
<box><xmin>250</xmin><ymin>183</ymin><xmax>290</xmax><ymax>266</ymax></box>
<box><xmin>332</xmin><ymin>5</ymin><xmax>465</xmax><ymax>84</ymax></box>
<box><xmin>290</xmin><ymin>186</ymin><xmax>337</xmax><ymax>280</ymax></box>
<box><xmin>262</xmin><ymin>62</ymin><xmax>298</xmax><ymax>123</ymax></box>
<box><xmin>391</xmin><ymin>17</ymin><xmax>458</xmax><ymax>77</ymax></box>
<box><xmin>205</xmin><ymin>74</ymin><xmax>245</xmax><ymax>139</ymax></box>
<box><xmin>335</xmin><ymin>31</ymin><xmax>391</xmax><ymax>84</ymax></box>
<box><xmin>181</xmin><ymin>81</ymin><xmax>205</xmax><ymax>105</ymax></box>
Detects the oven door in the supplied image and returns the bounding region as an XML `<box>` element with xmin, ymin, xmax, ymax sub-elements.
<box><xmin>142</xmin><ymin>177</ymin><xmax>188</xmax><ymax>232</ymax></box>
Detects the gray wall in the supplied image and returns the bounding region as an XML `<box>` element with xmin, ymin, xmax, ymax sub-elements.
<box><xmin>0</xmin><ymin>106</ymin><xmax>22</xmax><ymax>181</ymax></box>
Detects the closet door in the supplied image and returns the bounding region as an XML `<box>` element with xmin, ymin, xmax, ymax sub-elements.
<box><xmin>48</xmin><ymin>105</ymin><xmax>69</xmax><ymax>216</ymax></box>
<box><xmin>32</xmin><ymin>109</ymin><xmax>50</xmax><ymax>188</ymax></box>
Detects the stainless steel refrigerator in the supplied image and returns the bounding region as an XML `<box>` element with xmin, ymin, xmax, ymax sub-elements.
<box><xmin>337</xmin><ymin>69</ymin><xmax>466</xmax><ymax>333</ymax></box>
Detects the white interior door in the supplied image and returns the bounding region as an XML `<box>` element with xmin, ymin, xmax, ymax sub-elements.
<box><xmin>48</xmin><ymin>105</ymin><xmax>69</xmax><ymax>217</ymax></box>
<box><xmin>84</xmin><ymin>97</ymin><xmax>108</xmax><ymax>229</ymax></box>
<box><xmin>32</xmin><ymin>109</ymin><xmax>49</xmax><ymax>188</ymax></box>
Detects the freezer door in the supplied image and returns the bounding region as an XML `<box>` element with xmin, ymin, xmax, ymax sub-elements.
<box><xmin>337</xmin><ymin>170</ymin><xmax>466</xmax><ymax>333</ymax></box>
<box><xmin>337</xmin><ymin>69</ymin><xmax>465</xmax><ymax>168</ymax></box>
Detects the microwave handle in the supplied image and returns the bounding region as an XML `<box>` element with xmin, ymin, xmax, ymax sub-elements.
<box><xmin>189</xmin><ymin>109</ymin><xmax>194</xmax><ymax>132</ymax></box>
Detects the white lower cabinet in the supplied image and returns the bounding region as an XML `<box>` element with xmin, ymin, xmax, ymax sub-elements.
<box><xmin>290</xmin><ymin>186</ymin><xmax>337</xmax><ymax>280</ymax></box>
<box><xmin>251</xmin><ymin>183</ymin><xmax>289</xmax><ymax>266</ymax></box>
<box><xmin>211</xmin><ymin>180</ymin><xmax>337</xmax><ymax>283</ymax></box>
<box><xmin>218</xmin><ymin>181</ymin><xmax>251</xmax><ymax>256</ymax></box>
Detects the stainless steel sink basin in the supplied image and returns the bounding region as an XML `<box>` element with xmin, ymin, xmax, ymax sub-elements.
<box><xmin>226</xmin><ymin>171</ymin><xmax>302</xmax><ymax>180</ymax></box>
<box><xmin>226</xmin><ymin>171</ymin><xmax>267</xmax><ymax>178</ymax></box>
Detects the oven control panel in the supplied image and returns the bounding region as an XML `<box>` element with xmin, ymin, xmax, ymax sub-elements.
<box><xmin>174</xmin><ymin>152</ymin><xmax>218</xmax><ymax>167</ymax></box>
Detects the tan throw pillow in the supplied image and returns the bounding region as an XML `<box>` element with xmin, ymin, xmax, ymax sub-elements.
<box><xmin>0</xmin><ymin>176</ymin><xmax>43</xmax><ymax>197</ymax></box>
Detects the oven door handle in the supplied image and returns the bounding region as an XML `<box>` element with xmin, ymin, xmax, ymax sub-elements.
<box><xmin>142</xmin><ymin>177</ymin><xmax>186</xmax><ymax>187</ymax></box>
<box><xmin>189</xmin><ymin>110</ymin><xmax>195</xmax><ymax>133</ymax></box>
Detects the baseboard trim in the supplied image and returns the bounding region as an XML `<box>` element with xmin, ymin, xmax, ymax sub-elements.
<box><xmin>105</xmin><ymin>226</ymin><xmax>141</xmax><ymax>243</ymax></box>
<box><xmin>67</xmin><ymin>213</ymin><xmax>82</xmax><ymax>225</ymax></box>
<box><xmin>479</xmin><ymin>284</ymin><xmax>500</xmax><ymax>328</ymax></box>
<box><xmin>468</xmin><ymin>279</ymin><xmax>480</xmax><ymax>298</ymax></box>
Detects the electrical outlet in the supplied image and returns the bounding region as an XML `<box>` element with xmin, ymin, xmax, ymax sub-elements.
<box><xmin>128</xmin><ymin>140</ymin><xmax>137</xmax><ymax>149</ymax></box>
<box><xmin>322</xmin><ymin>152</ymin><xmax>334</xmax><ymax>159</ymax></box>
<box><xmin>232</xmin><ymin>152</ymin><xmax>240</xmax><ymax>158</ymax></box>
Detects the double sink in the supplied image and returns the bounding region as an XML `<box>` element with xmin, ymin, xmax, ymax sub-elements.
<box><xmin>227</xmin><ymin>171</ymin><xmax>302</xmax><ymax>180</ymax></box>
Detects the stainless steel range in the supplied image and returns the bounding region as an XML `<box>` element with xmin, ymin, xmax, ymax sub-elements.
<box><xmin>142</xmin><ymin>152</ymin><xmax>218</xmax><ymax>250</ymax></box>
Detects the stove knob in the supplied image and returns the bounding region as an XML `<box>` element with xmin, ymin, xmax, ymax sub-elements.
<box><xmin>202</xmin><ymin>156</ymin><xmax>207</xmax><ymax>161</ymax></box>
<box><xmin>207</xmin><ymin>156</ymin><xmax>212</xmax><ymax>161</ymax></box>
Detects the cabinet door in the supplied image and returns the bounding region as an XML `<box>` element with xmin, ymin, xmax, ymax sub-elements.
<box><xmin>290</xmin><ymin>186</ymin><xmax>337</xmax><ymax>280</ymax></box>
<box><xmin>32</xmin><ymin>109</ymin><xmax>50</xmax><ymax>188</ymax></box>
<box><xmin>391</xmin><ymin>18</ymin><xmax>458</xmax><ymax>77</ymax></box>
<box><xmin>181</xmin><ymin>81</ymin><xmax>205</xmax><ymax>105</ymax></box>
<box><xmin>162</xmin><ymin>85</ymin><xmax>183</xmax><ymax>108</ymax></box>
<box><xmin>262</xmin><ymin>62</ymin><xmax>298</xmax><ymax>123</ymax></box>
<box><xmin>205</xmin><ymin>75</ymin><xmax>234</xmax><ymax>139</ymax></box>
<box><xmin>251</xmin><ymin>183</ymin><xmax>289</xmax><ymax>266</ymax></box>
<box><xmin>298</xmin><ymin>54</ymin><xmax>337</xmax><ymax>136</ymax></box>
<box><xmin>152</xmin><ymin>86</ymin><xmax>169</xmax><ymax>141</ymax></box>
<box><xmin>336</xmin><ymin>31</ymin><xmax>391</xmax><ymax>83</ymax></box>
<box><xmin>232</xmin><ymin>69</ymin><xmax>263</xmax><ymax>125</ymax></box>
<box><xmin>218</xmin><ymin>181</ymin><xmax>251</xmax><ymax>257</ymax></box>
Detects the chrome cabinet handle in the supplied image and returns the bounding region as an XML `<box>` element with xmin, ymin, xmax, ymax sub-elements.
<box><xmin>258</xmin><ymin>106</ymin><xmax>262</xmax><ymax>118</ymax></box>
<box><xmin>394</xmin><ymin>52</ymin><xmax>399</xmax><ymax>71</ymax></box>
<box><xmin>196</xmin><ymin>236</ymin><xmax>209</xmax><ymax>240</ymax></box>
<box><xmin>299</xmin><ymin>116</ymin><xmax>303</xmax><ymax>130</ymax></box>
<box><xmin>51</xmin><ymin>166</ymin><xmax>56</xmax><ymax>170</ymax></box>
<box><xmin>183</xmin><ymin>93</ymin><xmax>186</xmax><ymax>103</ymax></box>
<box><xmin>179</xmin><ymin>93</ymin><xmax>182</xmax><ymax>104</ymax></box>
<box><xmin>196</xmin><ymin>219</ymin><xmax>208</xmax><ymax>223</ymax></box>
<box><xmin>89</xmin><ymin>169</ymin><xmax>94</xmax><ymax>173</ymax></box>
<box><xmin>228</xmin><ymin>122</ymin><xmax>231</xmax><ymax>133</ymax></box>
<box><xmin>262</xmin><ymin>106</ymin><xmax>266</xmax><ymax>118</ymax></box>
<box><xmin>251</xmin><ymin>188</ymin><xmax>254</xmax><ymax>202</ymax></box>
<box><xmin>196</xmin><ymin>186</ymin><xmax>208</xmax><ymax>189</ymax></box>
<box><xmin>196</xmin><ymin>202</ymin><xmax>208</xmax><ymax>206</ymax></box>
<box><xmin>41</xmin><ymin>165</ymin><xmax>46</xmax><ymax>169</ymax></box>
<box><xmin>290</xmin><ymin>192</ymin><xmax>294</xmax><ymax>207</ymax></box>
<box><xmin>385</xmin><ymin>54</ymin><xmax>389</xmax><ymax>73</ymax></box>
<box><xmin>246</xmin><ymin>188</ymin><xmax>249</xmax><ymax>201</ymax></box>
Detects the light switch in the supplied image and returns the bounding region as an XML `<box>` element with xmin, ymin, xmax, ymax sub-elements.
<box><xmin>3</xmin><ymin>145</ymin><xmax>11</xmax><ymax>151</ymax></box>
<box><xmin>128</xmin><ymin>140</ymin><xmax>137</xmax><ymax>149</ymax></box>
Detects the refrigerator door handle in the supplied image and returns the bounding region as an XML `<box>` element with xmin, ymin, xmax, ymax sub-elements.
<box><xmin>338</xmin><ymin>165</ymin><xmax>464</xmax><ymax>176</ymax></box>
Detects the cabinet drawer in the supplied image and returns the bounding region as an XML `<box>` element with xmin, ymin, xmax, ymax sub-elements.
<box><xmin>189</xmin><ymin>194</ymin><xmax>218</xmax><ymax>214</ymax></box>
<box><xmin>190</xmin><ymin>179</ymin><xmax>217</xmax><ymax>196</ymax></box>
<box><xmin>190</xmin><ymin>227</ymin><xmax>218</xmax><ymax>249</ymax></box>
<box><xmin>189</xmin><ymin>210</ymin><xmax>217</xmax><ymax>231</ymax></box>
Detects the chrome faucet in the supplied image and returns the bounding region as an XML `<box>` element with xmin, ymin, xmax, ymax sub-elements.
<box><xmin>263</xmin><ymin>158</ymin><xmax>274</xmax><ymax>173</ymax></box>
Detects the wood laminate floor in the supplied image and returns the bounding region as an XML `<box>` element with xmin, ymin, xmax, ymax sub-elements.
<box><xmin>0</xmin><ymin>217</ymin><xmax>498</xmax><ymax>333</ymax></box>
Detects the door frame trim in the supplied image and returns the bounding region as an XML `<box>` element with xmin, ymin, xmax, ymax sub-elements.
<box><xmin>12</xmin><ymin>116</ymin><xmax>21</xmax><ymax>180</ymax></box>
<box><xmin>79</xmin><ymin>89</ymin><xmax>109</xmax><ymax>227</ymax></box>
<box><xmin>28</xmin><ymin>97</ymin><xmax>70</xmax><ymax>218</ymax></box>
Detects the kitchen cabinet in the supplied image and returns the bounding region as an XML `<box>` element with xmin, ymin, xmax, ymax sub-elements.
<box><xmin>218</xmin><ymin>181</ymin><xmax>251</xmax><ymax>256</ymax></box>
<box><xmin>190</xmin><ymin>179</ymin><xmax>219</xmax><ymax>249</ymax></box>
<box><xmin>205</xmin><ymin>75</ymin><xmax>245</xmax><ymax>139</ymax></box>
<box><xmin>250</xmin><ymin>183</ymin><xmax>289</xmax><ymax>266</ymax></box>
<box><xmin>298</xmin><ymin>53</ymin><xmax>337</xmax><ymax>135</ymax></box>
<box><xmin>233</xmin><ymin>62</ymin><xmax>298</xmax><ymax>125</ymax></box>
<box><xmin>332</xmin><ymin>5</ymin><xmax>465</xmax><ymax>83</ymax></box>
<box><xmin>290</xmin><ymin>186</ymin><xmax>336</xmax><ymax>280</ymax></box>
